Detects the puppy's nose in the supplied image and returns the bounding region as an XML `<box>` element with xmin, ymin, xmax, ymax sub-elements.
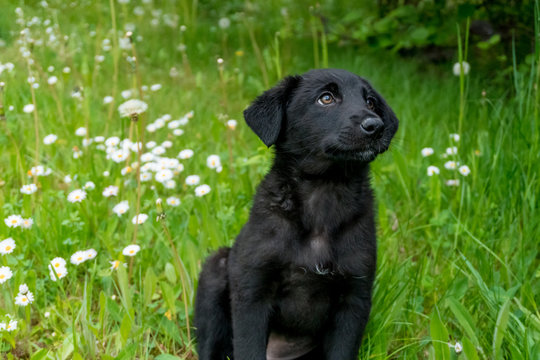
<box><xmin>360</xmin><ymin>117</ymin><xmax>384</xmax><ymax>136</ymax></box>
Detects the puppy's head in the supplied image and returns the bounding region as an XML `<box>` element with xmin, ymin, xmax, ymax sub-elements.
<box><xmin>244</xmin><ymin>69</ymin><xmax>398</xmax><ymax>164</ymax></box>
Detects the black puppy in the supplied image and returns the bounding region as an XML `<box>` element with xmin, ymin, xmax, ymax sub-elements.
<box><xmin>195</xmin><ymin>69</ymin><xmax>398</xmax><ymax>360</ymax></box>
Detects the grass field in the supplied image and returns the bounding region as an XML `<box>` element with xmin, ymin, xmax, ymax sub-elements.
<box><xmin>0</xmin><ymin>1</ymin><xmax>539</xmax><ymax>359</ymax></box>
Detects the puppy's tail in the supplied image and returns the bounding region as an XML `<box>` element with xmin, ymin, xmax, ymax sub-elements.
<box><xmin>195</xmin><ymin>247</ymin><xmax>234</xmax><ymax>360</ymax></box>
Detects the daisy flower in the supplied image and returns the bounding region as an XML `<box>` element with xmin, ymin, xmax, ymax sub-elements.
<box><xmin>84</xmin><ymin>181</ymin><xmax>95</xmax><ymax>190</ymax></box>
<box><xmin>47</xmin><ymin>76</ymin><xmax>58</xmax><ymax>85</ymax></box>
<box><xmin>18</xmin><ymin>284</ymin><xmax>28</xmax><ymax>294</ymax></box>
<box><xmin>105</xmin><ymin>136</ymin><xmax>120</xmax><ymax>147</ymax></box>
<box><xmin>15</xmin><ymin>292</ymin><xmax>34</xmax><ymax>306</ymax></box>
<box><xmin>6</xmin><ymin>319</ymin><xmax>17</xmax><ymax>332</ymax></box>
<box><xmin>0</xmin><ymin>266</ymin><xmax>13</xmax><ymax>283</ymax></box>
<box><xmin>173</xmin><ymin>129</ymin><xmax>184</xmax><ymax>136</ymax></box>
<box><xmin>459</xmin><ymin>165</ymin><xmax>471</xmax><ymax>176</ymax></box>
<box><xmin>86</xmin><ymin>248</ymin><xmax>97</xmax><ymax>260</ymax></box>
<box><xmin>151</xmin><ymin>146</ymin><xmax>166</xmax><ymax>155</ymax></box>
<box><xmin>444</xmin><ymin>161</ymin><xmax>458</xmax><ymax>170</ymax></box>
<box><xmin>48</xmin><ymin>264</ymin><xmax>67</xmax><ymax>281</ymax></box>
<box><xmin>453</xmin><ymin>342</ymin><xmax>463</xmax><ymax>354</ymax></box>
<box><xmin>118</xmin><ymin>99</ymin><xmax>148</xmax><ymax>118</ymax></box>
<box><xmin>206</xmin><ymin>155</ymin><xmax>221</xmax><ymax>169</ymax></box>
<box><xmin>445</xmin><ymin>179</ymin><xmax>460</xmax><ymax>187</ymax></box>
<box><xmin>70</xmin><ymin>251</ymin><xmax>87</xmax><ymax>265</ymax></box>
<box><xmin>43</xmin><ymin>134</ymin><xmax>58</xmax><ymax>145</ymax></box>
<box><xmin>155</xmin><ymin>169</ymin><xmax>174</xmax><ymax>183</ymax></box>
<box><xmin>427</xmin><ymin>166</ymin><xmax>440</xmax><ymax>176</ymax></box>
<box><xmin>185</xmin><ymin>175</ymin><xmax>200</xmax><ymax>186</ymax></box>
<box><xmin>140</xmin><ymin>172</ymin><xmax>152</xmax><ymax>182</ymax></box>
<box><xmin>109</xmin><ymin>260</ymin><xmax>125</xmax><ymax>270</ymax></box>
<box><xmin>449</xmin><ymin>133</ymin><xmax>460</xmax><ymax>142</ymax></box>
<box><xmin>226</xmin><ymin>119</ymin><xmax>237</xmax><ymax>130</ymax></box>
<box><xmin>178</xmin><ymin>149</ymin><xmax>194</xmax><ymax>159</ymax></box>
<box><xmin>165</xmin><ymin>180</ymin><xmax>176</xmax><ymax>189</ymax></box>
<box><xmin>111</xmin><ymin>149</ymin><xmax>129</xmax><ymax>163</ymax></box>
<box><xmin>122</xmin><ymin>244</ymin><xmax>140</xmax><ymax>257</ymax></box>
<box><xmin>50</xmin><ymin>257</ymin><xmax>67</xmax><ymax>269</ymax></box>
<box><xmin>166</xmin><ymin>197</ymin><xmax>180</xmax><ymax>207</ymax></box>
<box><xmin>146</xmin><ymin>141</ymin><xmax>157</xmax><ymax>149</ymax></box>
<box><xmin>446</xmin><ymin>146</ymin><xmax>458</xmax><ymax>155</ymax></box>
<box><xmin>102</xmin><ymin>185</ymin><xmax>119</xmax><ymax>197</ymax></box>
<box><xmin>0</xmin><ymin>238</ymin><xmax>16</xmax><ymax>255</ymax></box>
<box><xmin>150</xmin><ymin>83</ymin><xmax>162</xmax><ymax>91</ymax></box>
<box><xmin>4</xmin><ymin>215</ymin><xmax>23</xmax><ymax>228</ymax></box>
<box><xmin>421</xmin><ymin>147</ymin><xmax>434</xmax><ymax>157</ymax></box>
<box><xmin>21</xmin><ymin>218</ymin><xmax>33</xmax><ymax>229</ymax></box>
<box><xmin>132</xmin><ymin>214</ymin><xmax>148</xmax><ymax>224</ymax></box>
<box><xmin>195</xmin><ymin>184</ymin><xmax>211</xmax><ymax>197</ymax></box>
<box><xmin>75</xmin><ymin>127</ymin><xmax>87</xmax><ymax>137</ymax></box>
<box><xmin>23</xmin><ymin>104</ymin><xmax>35</xmax><ymax>113</ymax></box>
<box><xmin>113</xmin><ymin>201</ymin><xmax>130</xmax><ymax>216</ymax></box>
<box><xmin>20</xmin><ymin>184</ymin><xmax>38</xmax><ymax>194</ymax></box>
<box><xmin>67</xmin><ymin>189</ymin><xmax>87</xmax><ymax>203</ymax></box>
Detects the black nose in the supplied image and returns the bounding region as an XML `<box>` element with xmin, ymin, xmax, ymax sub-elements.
<box><xmin>360</xmin><ymin>117</ymin><xmax>384</xmax><ymax>135</ymax></box>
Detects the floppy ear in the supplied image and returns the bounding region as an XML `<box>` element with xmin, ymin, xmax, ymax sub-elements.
<box><xmin>243</xmin><ymin>75</ymin><xmax>301</xmax><ymax>147</ymax></box>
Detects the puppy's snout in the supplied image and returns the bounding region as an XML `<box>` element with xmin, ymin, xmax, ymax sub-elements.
<box><xmin>360</xmin><ymin>117</ymin><xmax>384</xmax><ymax>136</ymax></box>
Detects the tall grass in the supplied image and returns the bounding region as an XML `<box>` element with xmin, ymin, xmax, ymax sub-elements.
<box><xmin>0</xmin><ymin>1</ymin><xmax>538</xmax><ymax>359</ymax></box>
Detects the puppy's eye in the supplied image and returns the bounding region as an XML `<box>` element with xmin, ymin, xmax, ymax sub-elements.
<box><xmin>317</xmin><ymin>92</ymin><xmax>335</xmax><ymax>106</ymax></box>
<box><xmin>366</xmin><ymin>97</ymin><xmax>376</xmax><ymax>111</ymax></box>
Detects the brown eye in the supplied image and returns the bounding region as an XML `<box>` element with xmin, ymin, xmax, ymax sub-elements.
<box><xmin>366</xmin><ymin>97</ymin><xmax>376</xmax><ymax>111</ymax></box>
<box><xmin>317</xmin><ymin>92</ymin><xmax>335</xmax><ymax>105</ymax></box>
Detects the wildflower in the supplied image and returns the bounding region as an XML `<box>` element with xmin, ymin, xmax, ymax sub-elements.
<box><xmin>94</xmin><ymin>136</ymin><xmax>105</xmax><ymax>143</ymax></box>
<box><xmin>47</xmin><ymin>76</ymin><xmax>58</xmax><ymax>85</ymax></box>
<box><xmin>444</xmin><ymin>161</ymin><xmax>458</xmax><ymax>170</ymax></box>
<box><xmin>165</xmin><ymin>180</ymin><xmax>176</xmax><ymax>189</ymax></box>
<box><xmin>445</xmin><ymin>179</ymin><xmax>460</xmax><ymax>187</ymax></box>
<box><xmin>84</xmin><ymin>181</ymin><xmax>95</xmax><ymax>190</ymax></box>
<box><xmin>446</xmin><ymin>146</ymin><xmax>458</xmax><ymax>155</ymax></box>
<box><xmin>195</xmin><ymin>184</ymin><xmax>211</xmax><ymax>197</ymax></box>
<box><xmin>19</xmin><ymin>284</ymin><xmax>28</xmax><ymax>294</ymax></box>
<box><xmin>173</xmin><ymin>129</ymin><xmax>184</xmax><ymax>136</ymax></box>
<box><xmin>452</xmin><ymin>61</ymin><xmax>470</xmax><ymax>76</ymax></box>
<box><xmin>421</xmin><ymin>147</ymin><xmax>434</xmax><ymax>157</ymax></box>
<box><xmin>454</xmin><ymin>342</ymin><xmax>463</xmax><ymax>354</ymax></box>
<box><xmin>15</xmin><ymin>291</ymin><xmax>34</xmax><ymax>306</ymax></box>
<box><xmin>43</xmin><ymin>134</ymin><xmax>57</xmax><ymax>145</ymax></box>
<box><xmin>131</xmin><ymin>214</ymin><xmax>148</xmax><ymax>224</ymax></box>
<box><xmin>23</xmin><ymin>104</ymin><xmax>35</xmax><ymax>113</ymax></box>
<box><xmin>73</xmin><ymin>149</ymin><xmax>83</xmax><ymax>159</ymax></box>
<box><xmin>44</xmin><ymin>311</ymin><xmax>50</xmax><ymax>318</ymax></box>
<box><xmin>185</xmin><ymin>175</ymin><xmax>200</xmax><ymax>186</ymax></box>
<box><xmin>63</xmin><ymin>66</ymin><xmax>71</xmax><ymax>74</ymax></box>
<box><xmin>67</xmin><ymin>189</ymin><xmax>87</xmax><ymax>203</ymax></box>
<box><xmin>70</xmin><ymin>251</ymin><xmax>87</xmax><ymax>265</ymax></box>
<box><xmin>105</xmin><ymin>136</ymin><xmax>120</xmax><ymax>147</ymax></box>
<box><xmin>162</xmin><ymin>140</ymin><xmax>173</xmax><ymax>148</ymax></box>
<box><xmin>0</xmin><ymin>266</ymin><xmax>13</xmax><ymax>284</ymax></box>
<box><xmin>166</xmin><ymin>197</ymin><xmax>180</xmax><ymax>207</ymax></box>
<box><xmin>111</xmin><ymin>149</ymin><xmax>129</xmax><ymax>163</ymax></box>
<box><xmin>6</xmin><ymin>319</ymin><xmax>17</xmax><ymax>332</ymax></box>
<box><xmin>48</xmin><ymin>264</ymin><xmax>67</xmax><ymax>281</ymax></box>
<box><xmin>0</xmin><ymin>238</ymin><xmax>16</xmax><ymax>255</ymax></box>
<box><xmin>121</xmin><ymin>89</ymin><xmax>132</xmax><ymax>99</ymax></box>
<box><xmin>146</xmin><ymin>141</ymin><xmax>157</xmax><ymax>149</ymax></box>
<box><xmin>4</xmin><ymin>215</ymin><xmax>23</xmax><ymax>228</ymax></box>
<box><xmin>102</xmin><ymin>185</ymin><xmax>119</xmax><ymax>197</ymax></box>
<box><xmin>20</xmin><ymin>184</ymin><xmax>38</xmax><ymax>194</ymax></box>
<box><xmin>458</xmin><ymin>165</ymin><xmax>471</xmax><ymax>176</ymax></box>
<box><xmin>74</xmin><ymin>127</ymin><xmax>87</xmax><ymax>137</ymax></box>
<box><xmin>21</xmin><ymin>218</ymin><xmax>33</xmax><ymax>229</ymax></box>
<box><xmin>427</xmin><ymin>166</ymin><xmax>440</xmax><ymax>176</ymax></box>
<box><xmin>449</xmin><ymin>133</ymin><xmax>460</xmax><ymax>142</ymax></box>
<box><xmin>103</xmin><ymin>96</ymin><xmax>113</xmax><ymax>104</ymax></box>
<box><xmin>227</xmin><ymin>119</ymin><xmax>237</xmax><ymax>130</ymax></box>
<box><xmin>122</xmin><ymin>244</ymin><xmax>140</xmax><ymax>257</ymax></box>
<box><xmin>50</xmin><ymin>257</ymin><xmax>66</xmax><ymax>269</ymax></box>
<box><xmin>150</xmin><ymin>83</ymin><xmax>162</xmax><ymax>91</ymax></box>
<box><xmin>110</xmin><ymin>260</ymin><xmax>125</xmax><ymax>270</ymax></box>
<box><xmin>218</xmin><ymin>17</ymin><xmax>231</xmax><ymax>29</ymax></box>
<box><xmin>207</xmin><ymin>155</ymin><xmax>221</xmax><ymax>169</ymax></box>
<box><xmin>118</xmin><ymin>99</ymin><xmax>148</xmax><ymax>118</ymax></box>
<box><xmin>140</xmin><ymin>172</ymin><xmax>152</xmax><ymax>182</ymax></box>
<box><xmin>64</xmin><ymin>175</ymin><xmax>72</xmax><ymax>183</ymax></box>
<box><xmin>155</xmin><ymin>169</ymin><xmax>174</xmax><ymax>183</ymax></box>
<box><xmin>178</xmin><ymin>149</ymin><xmax>194</xmax><ymax>159</ymax></box>
<box><xmin>113</xmin><ymin>201</ymin><xmax>130</xmax><ymax>216</ymax></box>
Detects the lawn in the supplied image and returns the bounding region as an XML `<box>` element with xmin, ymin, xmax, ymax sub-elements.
<box><xmin>0</xmin><ymin>1</ymin><xmax>538</xmax><ymax>359</ymax></box>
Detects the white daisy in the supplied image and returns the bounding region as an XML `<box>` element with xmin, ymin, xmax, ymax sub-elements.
<box><xmin>50</xmin><ymin>257</ymin><xmax>66</xmax><ymax>269</ymax></box>
<box><xmin>113</xmin><ymin>201</ymin><xmax>130</xmax><ymax>216</ymax></box>
<box><xmin>84</xmin><ymin>181</ymin><xmax>95</xmax><ymax>190</ymax></box>
<box><xmin>427</xmin><ymin>166</ymin><xmax>440</xmax><ymax>176</ymax></box>
<box><xmin>445</xmin><ymin>179</ymin><xmax>460</xmax><ymax>187</ymax></box>
<box><xmin>15</xmin><ymin>291</ymin><xmax>34</xmax><ymax>306</ymax></box>
<box><xmin>23</xmin><ymin>104</ymin><xmax>35</xmax><ymax>113</ymax></box>
<box><xmin>105</xmin><ymin>136</ymin><xmax>120</xmax><ymax>147</ymax></box>
<box><xmin>122</xmin><ymin>244</ymin><xmax>140</xmax><ymax>257</ymax></box>
<box><xmin>131</xmin><ymin>214</ymin><xmax>148</xmax><ymax>224</ymax></box>
<box><xmin>4</xmin><ymin>215</ymin><xmax>23</xmax><ymax>228</ymax></box>
<box><xmin>458</xmin><ymin>165</ymin><xmax>471</xmax><ymax>176</ymax></box>
<box><xmin>20</xmin><ymin>184</ymin><xmax>38</xmax><ymax>194</ymax></box>
<box><xmin>0</xmin><ymin>266</ymin><xmax>13</xmax><ymax>284</ymax></box>
<box><xmin>226</xmin><ymin>119</ymin><xmax>237</xmax><ymax>130</ymax></box>
<box><xmin>150</xmin><ymin>83</ymin><xmax>162</xmax><ymax>91</ymax></box>
<box><xmin>18</xmin><ymin>284</ymin><xmax>28</xmax><ymax>294</ymax></box>
<box><xmin>6</xmin><ymin>319</ymin><xmax>17</xmax><ymax>332</ymax></box>
<box><xmin>173</xmin><ymin>129</ymin><xmax>184</xmax><ymax>136</ymax></box>
<box><xmin>67</xmin><ymin>189</ymin><xmax>87</xmax><ymax>203</ymax></box>
<box><xmin>43</xmin><ymin>134</ymin><xmax>58</xmax><ymax>145</ymax></box>
<box><xmin>185</xmin><ymin>175</ymin><xmax>200</xmax><ymax>186</ymax></box>
<box><xmin>70</xmin><ymin>251</ymin><xmax>87</xmax><ymax>265</ymax></box>
<box><xmin>421</xmin><ymin>147</ymin><xmax>434</xmax><ymax>157</ymax></box>
<box><xmin>75</xmin><ymin>127</ymin><xmax>87</xmax><ymax>137</ymax></box>
<box><xmin>206</xmin><ymin>154</ymin><xmax>221</xmax><ymax>169</ymax></box>
<box><xmin>140</xmin><ymin>172</ymin><xmax>152</xmax><ymax>182</ymax></box>
<box><xmin>48</xmin><ymin>264</ymin><xmax>67</xmax><ymax>281</ymax></box>
<box><xmin>155</xmin><ymin>169</ymin><xmax>173</xmax><ymax>183</ymax></box>
<box><xmin>166</xmin><ymin>197</ymin><xmax>180</xmax><ymax>207</ymax></box>
<box><xmin>86</xmin><ymin>248</ymin><xmax>97</xmax><ymax>260</ymax></box>
<box><xmin>178</xmin><ymin>149</ymin><xmax>194</xmax><ymax>159</ymax></box>
<box><xmin>102</xmin><ymin>185</ymin><xmax>119</xmax><ymax>197</ymax></box>
<box><xmin>195</xmin><ymin>184</ymin><xmax>211</xmax><ymax>197</ymax></box>
<box><xmin>0</xmin><ymin>238</ymin><xmax>16</xmax><ymax>255</ymax></box>
<box><xmin>446</xmin><ymin>146</ymin><xmax>458</xmax><ymax>155</ymax></box>
<box><xmin>449</xmin><ymin>133</ymin><xmax>460</xmax><ymax>142</ymax></box>
<box><xmin>21</xmin><ymin>218</ymin><xmax>33</xmax><ymax>229</ymax></box>
<box><xmin>164</xmin><ymin>180</ymin><xmax>176</xmax><ymax>189</ymax></box>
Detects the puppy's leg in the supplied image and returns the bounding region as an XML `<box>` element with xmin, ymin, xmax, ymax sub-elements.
<box><xmin>194</xmin><ymin>247</ymin><xmax>234</xmax><ymax>360</ymax></box>
<box><xmin>322</xmin><ymin>279</ymin><xmax>373</xmax><ymax>360</ymax></box>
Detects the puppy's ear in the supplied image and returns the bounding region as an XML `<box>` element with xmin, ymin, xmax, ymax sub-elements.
<box><xmin>244</xmin><ymin>75</ymin><xmax>301</xmax><ymax>147</ymax></box>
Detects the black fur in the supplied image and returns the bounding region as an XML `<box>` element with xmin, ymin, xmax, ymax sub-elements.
<box><xmin>194</xmin><ymin>69</ymin><xmax>398</xmax><ymax>360</ymax></box>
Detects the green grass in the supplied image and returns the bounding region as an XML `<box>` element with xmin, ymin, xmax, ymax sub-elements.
<box><xmin>0</xmin><ymin>1</ymin><xmax>539</xmax><ymax>359</ymax></box>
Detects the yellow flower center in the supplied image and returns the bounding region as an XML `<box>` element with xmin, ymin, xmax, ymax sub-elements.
<box><xmin>77</xmin><ymin>257</ymin><xmax>83</xmax><ymax>261</ymax></box>
<box><xmin>22</xmin><ymin>297</ymin><xmax>27</xmax><ymax>302</ymax></box>
<box><xmin>55</xmin><ymin>263</ymin><xmax>60</xmax><ymax>267</ymax></box>
<box><xmin>129</xmin><ymin>250</ymin><xmax>134</xmax><ymax>254</ymax></box>
<box><xmin>5</xmin><ymin>246</ymin><xmax>11</xmax><ymax>251</ymax></box>
<box><xmin>11</xmin><ymin>220</ymin><xmax>17</xmax><ymax>224</ymax></box>
<box><xmin>0</xmin><ymin>274</ymin><xmax>5</xmax><ymax>279</ymax></box>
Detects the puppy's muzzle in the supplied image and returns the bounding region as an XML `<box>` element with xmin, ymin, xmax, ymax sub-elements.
<box><xmin>359</xmin><ymin>117</ymin><xmax>384</xmax><ymax>137</ymax></box>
